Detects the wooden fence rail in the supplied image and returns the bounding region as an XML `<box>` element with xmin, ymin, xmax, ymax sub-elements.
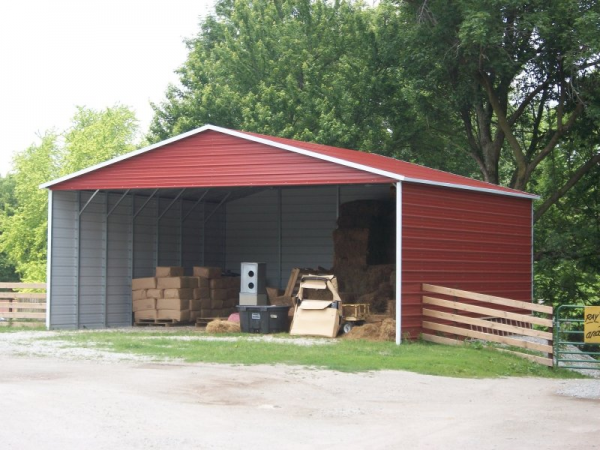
<box><xmin>421</xmin><ymin>284</ymin><xmax>553</xmax><ymax>367</ymax></box>
<box><xmin>0</xmin><ymin>282</ymin><xmax>47</xmax><ymax>326</ymax></box>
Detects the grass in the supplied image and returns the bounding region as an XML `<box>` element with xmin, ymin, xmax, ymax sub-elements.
<box><xmin>38</xmin><ymin>329</ymin><xmax>585</xmax><ymax>379</ymax></box>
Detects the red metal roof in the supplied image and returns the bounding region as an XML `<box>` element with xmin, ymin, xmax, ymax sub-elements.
<box><xmin>41</xmin><ymin>125</ymin><xmax>536</xmax><ymax>199</ymax></box>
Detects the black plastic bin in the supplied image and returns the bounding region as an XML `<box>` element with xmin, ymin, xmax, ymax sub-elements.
<box><xmin>237</xmin><ymin>305</ymin><xmax>291</xmax><ymax>334</ymax></box>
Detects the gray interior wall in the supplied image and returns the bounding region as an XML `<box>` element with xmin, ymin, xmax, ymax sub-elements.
<box><xmin>204</xmin><ymin>202</ymin><xmax>227</xmax><ymax>269</ymax></box>
<box><xmin>48</xmin><ymin>184</ymin><xmax>390</xmax><ymax>328</ymax></box>
<box><xmin>225</xmin><ymin>184</ymin><xmax>391</xmax><ymax>289</ymax></box>
<box><xmin>49</xmin><ymin>191</ymin><xmax>78</xmax><ymax>329</ymax></box>
<box><xmin>49</xmin><ymin>191</ymin><xmax>225</xmax><ymax>329</ymax></box>
<box><xmin>132</xmin><ymin>195</ymin><xmax>157</xmax><ymax>278</ymax></box>
<box><xmin>78</xmin><ymin>191</ymin><xmax>106</xmax><ymax>327</ymax></box>
<box><xmin>158</xmin><ymin>197</ymin><xmax>182</xmax><ymax>267</ymax></box>
<box><xmin>106</xmin><ymin>194</ymin><xmax>133</xmax><ymax>327</ymax></box>
<box><xmin>182</xmin><ymin>201</ymin><xmax>205</xmax><ymax>275</ymax></box>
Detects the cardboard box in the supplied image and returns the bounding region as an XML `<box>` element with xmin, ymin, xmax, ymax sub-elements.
<box><xmin>210</xmin><ymin>277</ymin><xmax>240</xmax><ymax>289</ymax></box>
<box><xmin>132</xmin><ymin>289</ymin><xmax>147</xmax><ymax>301</ymax></box>
<box><xmin>200</xmin><ymin>308</ymin><xmax>213</xmax><ymax>318</ymax></box>
<box><xmin>132</xmin><ymin>277</ymin><xmax>157</xmax><ymax>290</ymax></box>
<box><xmin>200</xmin><ymin>298</ymin><xmax>211</xmax><ymax>309</ymax></box>
<box><xmin>289</xmin><ymin>300</ymin><xmax>341</xmax><ymax>338</ymax></box>
<box><xmin>134</xmin><ymin>309</ymin><xmax>158</xmax><ymax>321</ymax></box>
<box><xmin>156</xmin><ymin>266</ymin><xmax>184</xmax><ymax>278</ymax></box>
<box><xmin>189</xmin><ymin>299</ymin><xmax>201</xmax><ymax>311</ymax></box>
<box><xmin>210</xmin><ymin>299</ymin><xmax>224</xmax><ymax>309</ymax></box>
<box><xmin>190</xmin><ymin>310</ymin><xmax>200</xmax><ymax>322</ymax></box>
<box><xmin>193</xmin><ymin>287</ymin><xmax>210</xmax><ymax>299</ymax></box>
<box><xmin>210</xmin><ymin>288</ymin><xmax>228</xmax><ymax>301</ymax></box>
<box><xmin>223</xmin><ymin>297</ymin><xmax>237</xmax><ymax>308</ymax></box>
<box><xmin>266</xmin><ymin>287</ymin><xmax>283</xmax><ymax>304</ymax></box>
<box><xmin>226</xmin><ymin>288</ymin><xmax>239</xmax><ymax>299</ymax></box>
<box><xmin>157</xmin><ymin>277</ymin><xmax>198</xmax><ymax>289</ymax></box>
<box><xmin>133</xmin><ymin>298</ymin><xmax>156</xmax><ymax>312</ymax></box>
<box><xmin>164</xmin><ymin>288</ymin><xmax>194</xmax><ymax>299</ymax></box>
<box><xmin>193</xmin><ymin>266</ymin><xmax>221</xmax><ymax>279</ymax></box>
<box><xmin>157</xmin><ymin>298</ymin><xmax>189</xmax><ymax>310</ymax></box>
<box><xmin>196</xmin><ymin>277</ymin><xmax>210</xmax><ymax>288</ymax></box>
<box><xmin>146</xmin><ymin>289</ymin><xmax>164</xmax><ymax>299</ymax></box>
<box><xmin>157</xmin><ymin>309</ymin><xmax>190</xmax><ymax>322</ymax></box>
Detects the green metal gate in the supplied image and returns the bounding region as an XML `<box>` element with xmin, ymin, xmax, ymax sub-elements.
<box><xmin>554</xmin><ymin>305</ymin><xmax>600</xmax><ymax>371</ymax></box>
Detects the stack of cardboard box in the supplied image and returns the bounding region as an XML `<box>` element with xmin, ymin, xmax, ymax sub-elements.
<box><xmin>193</xmin><ymin>266</ymin><xmax>240</xmax><ymax>319</ymax></box>
<box><xmin>132</xmin><ymin>267</ymin><xmax>198</xmax><ymax>323</ymax></box>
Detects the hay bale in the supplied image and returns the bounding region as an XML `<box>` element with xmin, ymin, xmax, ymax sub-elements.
<box><xmin>206</xmin><ymin>319</ymin><xmax>241</xmax><ymax>334</ymax></box>
<box><xmin>343</xmin><ymin>323</ymin><xmax>381</xmax><ymax>340</ymax></box>
<box><xmin>343</xmin><ymin>319</ymin><xmax>397</xmax><ymax>342</ymax></box>
<box><xmin>379</xmin><ymin>319</ymin><xmax>396</xmax><ymax>341</ymax></box>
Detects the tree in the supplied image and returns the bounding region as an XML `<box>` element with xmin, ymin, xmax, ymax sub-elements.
<box><xmin>0</xmin><ymin>106</ymin><xmax>139</xmax><ymax>282</ymax></box>
<box><xmin>396</xmin><ymin>0</ymin><xmax>600</xmax><ymax>219</ymax></box>
<box><xmin>0</xmin><ymin>175</ymin><xmax>19</xmax><ymax>281</ymax></box>
<box><xmin>151</xmin><ymin>0</ymin><xmax>404</xmax><ymax>156</ymax></box>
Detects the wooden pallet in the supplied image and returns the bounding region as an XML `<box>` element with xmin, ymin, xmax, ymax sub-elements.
<box><xmin>134</xmin><ymin>319</ymin><xmax>186</xmax><ymax>327</ymax></box>
<box><xmin>195</xmin><ymin>316</ymin><xmax>227</xmax><ymax>327</ymax></box>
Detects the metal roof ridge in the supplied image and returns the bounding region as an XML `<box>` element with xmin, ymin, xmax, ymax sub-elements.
<box><xmin>39</xmin><ymin>124</ymin><xmax>538</xmax><ymax>200</ymax></box>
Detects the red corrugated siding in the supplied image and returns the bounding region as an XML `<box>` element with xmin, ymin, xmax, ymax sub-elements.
<box><xmin>243</xmin><ymin>131</ymin><xmax>529</xmax><ymax>196</ymax></box>
<box><xmin>401</xmin><ymin>183</ymin><xmax>533</xmax><ymax>337</ymax></box>
<box><xmin>50</xmin><ymin>131</ymin><xmax>394</xmax><ymax>190</ymax></box>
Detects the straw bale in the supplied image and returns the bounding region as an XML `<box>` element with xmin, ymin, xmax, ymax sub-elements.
<box><xmin>206</xmin><ymin>319</ymin><xmax>241</xmax><ymax>334</ymax></box>
<box><xmin>379</xmin><ymin>319</ymin><xmax>396</xmax><ymax>341</ymax></box>
<box><xmin>343</xmin><ymin>323</ymin><xmax>381</xmax><ymax>341</ymax></box>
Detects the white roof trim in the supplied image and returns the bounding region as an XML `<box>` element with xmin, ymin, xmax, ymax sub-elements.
<box><xmin>39</xmin><ymin>124</ymin><xmax>537</xmax><ymax>199</ymax></box>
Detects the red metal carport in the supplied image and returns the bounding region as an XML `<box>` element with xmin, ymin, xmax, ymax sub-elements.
<box><xmin>41</xmin><ymin>124</ymin><xmax>537</xmax><ymax>341</ymax></box>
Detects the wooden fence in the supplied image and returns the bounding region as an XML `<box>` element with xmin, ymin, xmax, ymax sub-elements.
<box><xmin>0</xmin><ymin>282</ymin><xmax>47</xmax><ymax>326</ymax></box>
<box><xmin>421</xmin><ymin>284</ymin><xmax>554</xmax><ymax>367</ymax></box>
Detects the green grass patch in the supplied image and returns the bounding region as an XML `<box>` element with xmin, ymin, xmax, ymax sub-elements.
<box><xmin>41</xmin><ymin>329</ymin><xmax>584</xmax><ymax>379</ymax></box>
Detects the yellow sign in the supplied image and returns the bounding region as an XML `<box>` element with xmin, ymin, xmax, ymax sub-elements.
<box><xmin>584</xmin><ymin>306</ymin><xmax>600</xmax><ymax>343</ymax></box>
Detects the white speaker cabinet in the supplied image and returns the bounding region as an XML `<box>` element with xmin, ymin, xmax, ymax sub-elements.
<box><xmin>240</xmin><ymin>262</ymin><xmax>266</xmax><ymax>294</ymax></box>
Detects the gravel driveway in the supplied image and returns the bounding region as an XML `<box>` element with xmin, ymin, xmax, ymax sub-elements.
<box><xmin>0</xmin><ymin>330</ymin><xmax>598</xmax><ymax>450</ymax></box>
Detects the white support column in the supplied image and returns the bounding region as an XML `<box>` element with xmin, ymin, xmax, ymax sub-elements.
<box><xmin>46</xmin><ymin>190</ymin><xmax>53</xmax><ymax>329</ymax></box>
<box><xmin>395</xmin><ymin>182</ymin><xmax>402</xmax><ymax>345</ymax></box>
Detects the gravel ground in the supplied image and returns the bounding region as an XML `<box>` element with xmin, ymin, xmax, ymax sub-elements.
<box><xmin>1</xmin><ymin>330</ymin><xmax>599</xmax><ymax>449</ymax></box>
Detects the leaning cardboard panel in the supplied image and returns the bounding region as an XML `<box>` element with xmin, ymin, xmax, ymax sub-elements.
<box><xmin>289</xmin><ymin>274</ymin><xmax>342</xmax><ymax>338</ymax></box>
<box><xmin>289</xmin><ymin>300</ymin><xmax>341</xmax><ymax>338</ymax></box>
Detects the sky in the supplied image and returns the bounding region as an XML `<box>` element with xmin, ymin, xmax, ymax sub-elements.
<box><xmin>0</xmin><ymin>0</ymin><xmax>216</xmax><ymax>175</ymax></box>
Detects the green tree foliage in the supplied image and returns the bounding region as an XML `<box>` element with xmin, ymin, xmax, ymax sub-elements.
<box><xmin>0</xmin><ymin>175</ymin><xmax>19</xmax><ymax>281</ymax></box>
<box><xmin>533</xmin><ymin>94</ymin><xmax>600</xmax><ymax>307</ymax></box>
<box><xmin>396</xmin><ymin>0</ymin><xmax>600</xmax><ymax>216</ymax></box>
<box><xmin>0</xmin><ymin>106</ymin><xmax>139</xmax><ymax>282</ymax></box>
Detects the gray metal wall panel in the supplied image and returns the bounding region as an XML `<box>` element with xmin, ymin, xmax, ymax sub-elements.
<box><xmin>78</xmin><ymin>191</ymin><xmax>106</xmax><ymax>328</ymax></box>
<box><xmin>49</xmin><ymin>191</ymin><xmax>78</xmax><ymax>329</ymax></box>
<box><xmin>106</xmin><ymin>193</ymin><xmax>132</xmax><ymax>327</ymax></box>
<box><xmin>182</xmin><ymin>200</ymin><xmax>204</xmax><ymax>275</ymax></box>
<box><xmin>133</xmin><ymin>196</ymin><xmax>157</xmax><ymax>278</ymax></box>
<box><xmin>340</xmin><ymin>184</ymin><xmax>391</xmax><ymax>203</ymax></box>
<box><xmin>204</xmin><ymin>202</ymin><xmax>226</xmax><ymax>268</ymax></box>
<box><xmin>226</xmin><ymin>189</ymin><xmax>279</xmax><ymax>285</ymax></box>
<box><xmin>226</xmin><ymin>185</ymin><xmax>393</xmax><ymax>289</ymax></box>
<box><xmin>158</xmin><ymin>197</ymin><xmax>181</xmax><ymax>266</ymax></box>
<box><xmin>281</xmin><ymin>187</ymin><xmax>337</xmax><ymax>281</ymax></box>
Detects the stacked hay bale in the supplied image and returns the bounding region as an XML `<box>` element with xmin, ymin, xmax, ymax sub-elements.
<box><xmin>193</xmin><ymin>266</ymin><xmax>240</xmax><ymax>319</ymax></box>
<box><xmin>332</xmin><ymin>200</ymin><xmax>396</xmax><ymax>313</ymax></box>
